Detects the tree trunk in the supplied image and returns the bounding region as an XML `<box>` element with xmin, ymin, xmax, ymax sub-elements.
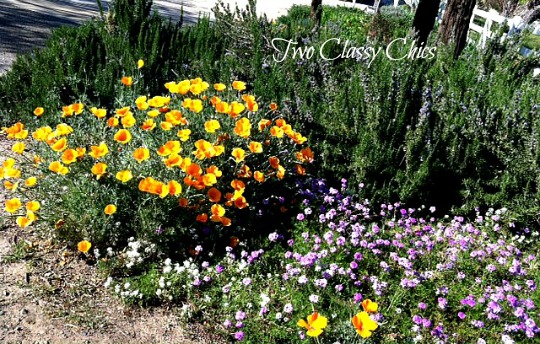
<box><xmin>412</xmin><ymin>0</ymin><xmax>442</xmax><ymax>46</ymax></box>
<box><xmin>311</xmin><ymin>0</ymin><xmax>322</xmax><ymax>29</ymax></box>
<box><xmin>439</xmin><ymin>0</ymin><xmax>477</xmax><ymax>59</ymax></box>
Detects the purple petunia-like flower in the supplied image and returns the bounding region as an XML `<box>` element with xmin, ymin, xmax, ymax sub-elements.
<box><xmin>234</xmin><ymin>331</ymin><xmax>244</xmax><ymax>341</ymax></box>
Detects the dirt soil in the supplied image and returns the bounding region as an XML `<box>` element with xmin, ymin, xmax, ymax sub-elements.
<box><xmin>0</xmin><ymin>137</ymin><xmax>227</xmax><ymax>343</ymax></box>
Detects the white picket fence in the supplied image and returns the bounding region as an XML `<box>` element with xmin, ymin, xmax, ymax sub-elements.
<box><xmin>337</xmin><ymin>0</ymin><xmax>530</xmax><ymax>49</ymax></box>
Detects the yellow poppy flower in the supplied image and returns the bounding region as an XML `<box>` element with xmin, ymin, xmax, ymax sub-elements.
<box><xmin>12</xmin><ymin>142</ymin><xmax>25</xmax><ymax>154</ymax></box>
<box><xmin>204</xmin><ymin>120</ymin><xmax>221</xmax><ymax>133</ymax></box>
<box><xmin>362</xmin><ymin>299</ymin><xmax>379</xmax><ymax>313</ymax></box>
<box><xmin>232</xmin><ymin>80</ymin><xmax>246</xmax><ymax>91</ymax></box>
<box><xmin>50</xmin><ymin>137</ymin><xmax>68</xmax><ymax>152</ymax></box>
<box><xmin>5</xmin><ymin>198</ymin><xmax>22</xmax><ymax>213</ymax></box>
<box><xmin>297</xmin><ymin>312</ymin><xmax>328</xmax><ymax>337</ymax></box>
<box><xmin>352</xmin><ymin>311</ymin><xmax>378</xmax><ymax>338</ymax></box>
<box><xmin>231</xmin><ymin>148</ymin><xmax>246</xmax><ymax>163</ymax></box>
<box><xmin>254</xmin><ymin>171</ymin><xmax>265</xmax><ymax>183</ymax></box>
<box><xmin>91</xmin><ymin>162</ymin><xmax>107</xmax><ymax>179</ymax></box>
<box><xmin>214</xmin><ymin>83</ymin><xmax>226</xmax><ymax>91</ymax></box>
<box><xmin>168</xmin><ymin>180</ymin><xmax>182</xmax><ymax>196</ymax></box>
<box><xmin>137</xmin><ymin>59</ymin><xmax>144</xmax><ymax>69</ymax></box>
<box><xmin>133</xmin><ymin>147</ymin><xmax>150</xmax><ymax>163</ymax></box>
<box><xmin>234</xmin><ymin>118</ymin><xmax>251</xmax><ymax>138</ymax></box>
<box><xmin>89</xmin><ymin>142</ymin><xmax>109</xmax><ymax>159</ymax></box>
<box><xmin>49</xmin><ymin>161</ymin><xmax>69</xmax><ymax>175</ymax></box>
<box><xmin>177</xmin><ymin>129</ymin><xmax>191</xmax><ymax>142</ymax></box>
<box><xmin>107</xmin><ymin>117</ymin><xmax>119</xmax><ymax>128</ymax></box>
<box><xmin>90</xmin><ymin>107</ymin><xmax>107</xmax><ymax>118</ymax></box>
<box><xmin>211</xmin><ymin>204</ymin><xmax>226</xmax><ymax>217</ymax></box>
<box><xmin>16</xmin><ymin>217</ymin><xmax>32</xmax><ymax>228</ymax></box>
<box><xmin>25</xmin><ymin>177</ymin><xmax>37</xmax><ymax>187</ymax></box>
<box><xmin>34</xmin><ymin>107</ymin><xmax>45</xmax><ymax>116</ymax></box>
<box><xmin>26</xmin><ymin>201</ymin><xmax>40</xmax><ymax>212</ymax></box>
<box><xmin>116</xmin><ymin>170</ymin><xmax>133</xmax><ymax>183</ymax></box>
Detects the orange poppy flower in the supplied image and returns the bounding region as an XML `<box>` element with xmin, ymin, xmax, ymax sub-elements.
<box><xmin>49</xmin><ymin>161</ymin><xmax>69</xmax><ymax>175</ymax></box>
<box><xmin>179</xmin><ymin>198</ymin><xmax>189</xmax><ymax>207</ymax></box>
<box><xmin>107</xmin><ymin>117</ymin><xmax>119</xmax><ymax>128</ymax></box>
<box><xmin>269</xmin><ymin>156</ymin><xmax>280</xmax><ymax>169</ymax></box>
<box><xmin>249</xmin><ymin>141</ymin><xmax>263</xmax><ymax>153</ymax></box>
<box><xmin>258</xmin><ymin>119</ymin><xmax>272</xmax><ymax>131</ymax></box>
<box><xmin>121</xmin><ymin>76</ymin><xmax>133</xmax><ymax>86</ymax></box>
<box><xmin>133</xmin><ymin>147</ymin><xmax>150</xmax><ymax>163</ymax></box>
<box><xmin>207</xmin><ymin>188</ymin><xmax>221</xmax><ymax>203</ymax></box>
<box><xmin>231</xmin><ymin>179</ymin><xmax>245</xmax><ymax>191</ymax></box>
<box><xmin>196</xmin><ymin>213</ymin><xmax>208</xmax><ymax>223</ymax></box>
<box><xmin>269</xmin><ymin>102</ymin><xmax>278</xmax><ymax>111</ymax></box>
<box><xmin>211</xmin><ymin>204</ymin><xmax>226</xmax><ymax>217</ymax></box>
<box><xmin>254</xmin><ymin>171</ymin><xmax>265</xmax><ymax>183</ymax></box>
<box><xmin>186</xmin><ymin>163</ymin><xmax>202</xmax><ymax>177</ymax></box>
<box><xmin>104</xmin><ymin>204</ymin><xmax>117</xmax><ymax>215</ymax></box>
<box><xmin>60</xmin><ymin>149</ymin><xmax>78</xmax><ymax>165</ymax></box>
<box><xmin>114</xmin><ymin>129</ymin><xmax>132</xmax><ymax>144</ymax></box>
<box><xmin>78</xmin><ymin>240</ymin><xmax>92</xmax><ymax>253</ymax></box>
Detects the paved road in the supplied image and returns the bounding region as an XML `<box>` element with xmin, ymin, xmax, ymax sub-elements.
<box><xmin>0</xmin><ymin>0</ymin><xmax>327</xmax><ymax>74</ymax></box>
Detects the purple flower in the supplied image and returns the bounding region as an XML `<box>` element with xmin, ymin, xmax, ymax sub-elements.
<box><xmin>297</xmin><ymin>213</ymin><xmax>305</xmax><ymax>221</ymax></box>
<box><xmin>223</xmin><ymin>319</ymin><xmax>232</xmax><ymax>327</ymax></box>
<box><xmin>235</xmin><ymin>311</ymin><xmax>246</xmax><ymax>321</ymax></box>
<box><xmin>418</xmin><ymin>302</ymin><xmax>427</xmax><ymax>310</ymax></box>
<box><xmin>458</xmin><ymin>312</ymin><xmax>466</xmax><ymax>320</ymax></box>
<box><xmin>353</xmin><ymin>293</ymin><xmax>363</xmax><ymax>303</ymax></box>
<box><xmin>438</xmin><ymin>297</ymin><xmax>447</xmax><ymax>310</ymax></box>
<box><xmin>335</xmin><ymin>284</ymin><xmax>343</xmax><ymax>292</ymax></box>
<box><xmin>309</xmin><ymin>294</ymin><xmax>319</xmax><ymax>303</ymax></box>
<box><xmin>216</xmin><ymin>265</ymin><xmax>225</xmax><ymax>273</ymax></box>
<box><xmin>242</xmin><ymin>278</ymin><xmax>252</xmax><ymax>286</ymax></box>
<box><xmin>234</xmin><ymin>331</ymin><xmax>244</xmax><ymax>341</ymax></box>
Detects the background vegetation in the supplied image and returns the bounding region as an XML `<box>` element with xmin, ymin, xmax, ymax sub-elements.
<box><xmin>1</xmin><ymin>0</ymin><xmax>539</xmax><ymax>231</ymax></box>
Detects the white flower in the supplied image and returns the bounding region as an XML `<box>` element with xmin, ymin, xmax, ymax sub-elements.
<box><xmin>260</xmin><ymin>293</ymin><xmax>270</xmax><ymax>307</ymax></box>
<box><xmin>309</xmin><ymin>294</ymin><xmax>319</xmax><ymax>303</ymax></box>
<box><xmin>275</xmin><ymin>312</ymin><xmax>282</xmax><ymax>320</ymax></box>
<box><xmin>103</xmin><ymin>276</ymin><xmax>113</xmax><ymax>288</ymax></box>
<box><xmin>501</xmin><ymin>334</ymin><xmax>514</xmax><ymax>344</ymax></box>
